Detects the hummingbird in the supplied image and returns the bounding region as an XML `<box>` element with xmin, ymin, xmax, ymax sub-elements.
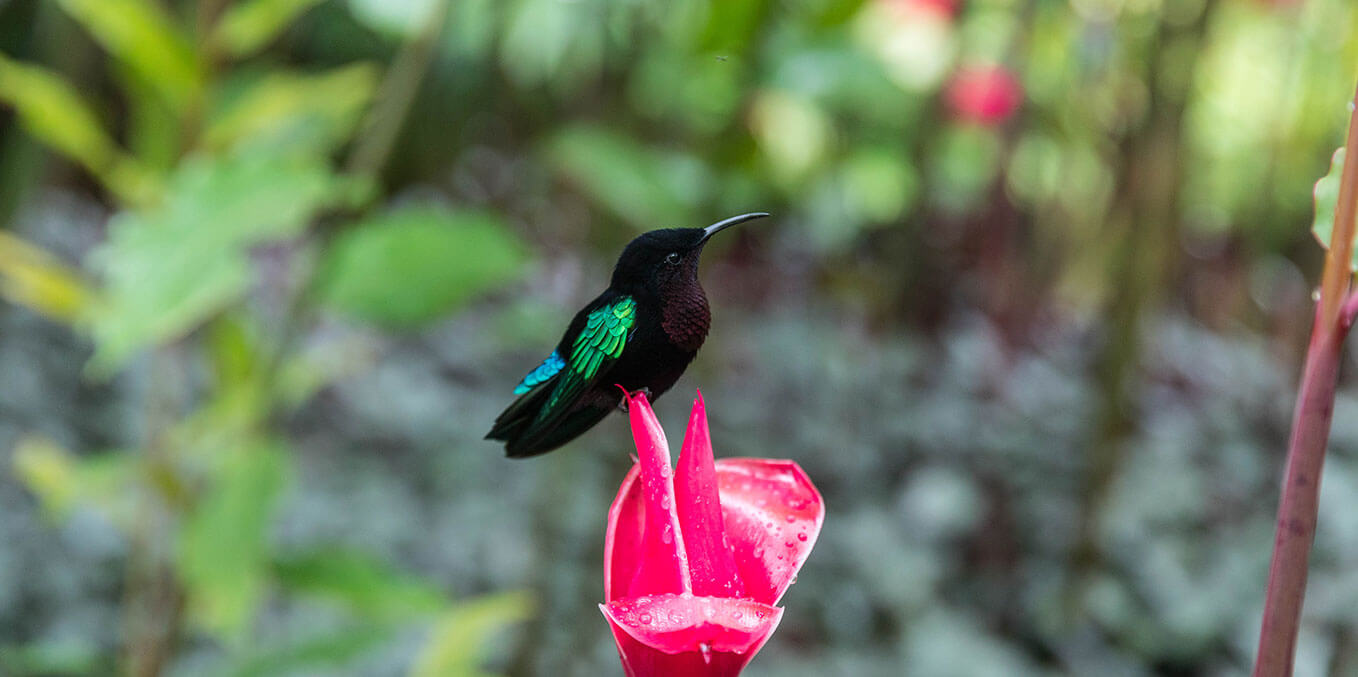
<box><xmin>486</xmin><ymin>212</ymin><xmax>768</xmax><ymax>458</ymax></box>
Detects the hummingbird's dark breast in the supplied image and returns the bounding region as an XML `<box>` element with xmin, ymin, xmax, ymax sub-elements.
<box><xmin>661</xmin><ymin>283</ymin><xmax>711</xmax><ymax>352</ymax></box>
<box><xmin>606</xmin><ymin>282</ymin><xmax>710</xmax><ymax>402</ymax></box>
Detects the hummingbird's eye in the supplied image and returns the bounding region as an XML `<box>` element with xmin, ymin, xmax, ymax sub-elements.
<box><xmin>665</xmin><ymin>252</ymin><xmax>682</xmax><ymax>264</ymax></box>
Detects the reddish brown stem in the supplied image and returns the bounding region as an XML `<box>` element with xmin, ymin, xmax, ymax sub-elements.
<box><xmin>1342</xmin><ymin>290</ymin><xmax>1358</xmax><ymax>330</ymax></box>
<box><xmin>1252</xmin><ymin>83</ymin><xmax>1358</xmax><ymax>677</ymax></box>
<box><xmin>1252</xmin><ymin>319</ymin><xmax>1346</xmax><ymax>677</ymax></box>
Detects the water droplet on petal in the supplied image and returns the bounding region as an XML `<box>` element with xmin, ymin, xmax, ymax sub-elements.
<box><xmin>639</xmin><ymin>613</ymin><xmax>652</xmax><ymax>624</ymax></box>
<box><xmin>753</xmin><ymin>548</ymin><xmax>764</xmax><ymax>558</ymax></box>
<box><xmin>661</xmin><ymin>526</ymin><xmax>673</xmax><ymax>544</ymax></box>
<box><xmin>699</xmin><ymin>642</ymin><xmax>712</xmax><ymax>665</ymax></box>
<box><xmin>785</xmin><ymin>515</ymin><xmax>796</xmax><ymax>523</ymax></box>
<box><xmin>798</xmin><ymin>532</ymin><xmax>808</xmax><ymax>541</ymax></box>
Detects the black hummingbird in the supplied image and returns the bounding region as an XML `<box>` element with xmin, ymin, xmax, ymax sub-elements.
<box><xmin>486</xmin><ymin>212</ymin><xmax>768</xmax><ymax>458</ymax></box>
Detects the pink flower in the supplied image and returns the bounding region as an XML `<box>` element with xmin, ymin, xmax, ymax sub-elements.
<box><xmin>601</xmin><ymin>390</ymin><xmax>824</xmax><ymax>677</ymax></box>
<box><xmin>945</xmin><ymin>64</ymin><xmax>1023</xmax><ymax>126</ymax></box>
<box><xmin>878</xmin><ymin>0</ymin><xmax>960</xmax><ymax>19</ymax></box>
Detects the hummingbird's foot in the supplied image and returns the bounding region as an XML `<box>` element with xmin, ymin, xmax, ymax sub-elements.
<box><xmin>616</xmin><ymin>387</ymin><xmax>653</xmax><ymax>412</ymax></box>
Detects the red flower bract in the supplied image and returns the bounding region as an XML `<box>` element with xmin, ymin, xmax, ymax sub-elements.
<box><xmin>945</xmin><ymin>64</ymin><xmax>1023</xmax><ymax>126</ymax></box>
<box><xmin>601</xmin><ymin>390</ymin><xmax>823</xmax><ymax>677</ymax></box>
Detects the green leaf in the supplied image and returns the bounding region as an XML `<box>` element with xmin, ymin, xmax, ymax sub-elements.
<box><xmin>0</xmin><ymin>55</ymin><xmax>155</xmax><ymax>204</ymax></box>
<box><xmin>272</xmin><ymin>548</ymin><xmax>447</xmax><ymax>621</ymax></box>
<box><xmin>0</xmin><ymin>640</ymin><xmax>102</xmax><ymax>676</ymax></box>
<box><xmin>52</xmin><ymin>0</ymin><xmax>200</xmax><ymax>111</ymax></box>
<box><xmin>116</xmin><ymin>61</ymin><xmax>180</xmax><ymax>174</ymax></box>
<box><xmin>11</xmin><ymin>438</ymin><xmax>80</xmax><ymax>517</ymax></box>
<box><xmin>0</xmin><ymin>231</ymin><xmax>92</xmax><ymax>323</ymax></box>
<box><xmin>221</xmin><ymin>625</ymin><xmax>393</xmax><ymax>677</ymax></box>
<box><xmin>87</xmin><ymin>150</ymin><xmax>358</xmax><ymax>372</ymax></box>
<box><xmin>749</xmin><ymin>90</ymin><xmax>831</xmax><ymax>186</ymax></box>
<box><xmin>316</xmin><ymin>207</ymin><xmax>527</xmax><ymax>329</ymax></box>
<box><xmin>500</xmin><ymin>0</ymin><xmax>603</xmax><ymax>90</ymax></box>
<box><xmin>544</xmin><ymin>126</ymin><xmax>711</xmax><ymax>227</ymax></box>
<box><xmin>214</xmin><ymin>0</ymin><xmax>327</xmax><ymax>58</ymax></box>
<box><xmin>205</xmin><ymin>64</ymin><xmax>379</xmax><ymax>156</ymax></box>
<box><xmin>12</xmin><ymin>437</ymin><xmax>139</xmax><ymax>526</ymax></box>
<box><xmin>347</xmin><ymin>0</ymin><xmax>442</xmax><ymax>38</ymax></box>
<box><xmin>1312</xmin><ymin>147</ymin><xmax>1356</xmax><ymax>271</ymax></box>
<box><xmin>409</xmin><ymin>592</ymin><xmax>534</xmax><ymax>677</ymax></box>
<box><xmin>178</xmin><ymin>440</ymin><xmax>289</xmax><ymax>640</ymax></box>
<box><xmin>930</xmin><ymin>126</ymin><xmax>1002</xmax><ymax>215</ymax></box>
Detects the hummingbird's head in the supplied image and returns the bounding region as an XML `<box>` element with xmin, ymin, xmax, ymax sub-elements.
<box><xmin>610</xmin><ymin>213</ymin><xmax>768</xmax><ymax>295</ymax></box>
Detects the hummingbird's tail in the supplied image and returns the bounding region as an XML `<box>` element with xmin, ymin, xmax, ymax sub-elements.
<box><xmin>486</xmin><ymin>386</ymin><xmax>615</xmax><ymax>458</ymax></box>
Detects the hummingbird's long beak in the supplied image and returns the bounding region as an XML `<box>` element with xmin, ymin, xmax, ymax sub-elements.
<box><xmin>700</xmin><ymin>212</ymin><xmax>769</xmax><ymax>242</ymax></box>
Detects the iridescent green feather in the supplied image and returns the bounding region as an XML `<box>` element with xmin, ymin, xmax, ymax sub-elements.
<box><xmin>543</xmin><ymin>296</ymin><xmax>636</xmax><ymax>413</ymax></box>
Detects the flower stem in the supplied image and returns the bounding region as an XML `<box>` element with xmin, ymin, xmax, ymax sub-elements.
<box><xmin>1251</xmin><ymin>83</ymin><xmax>1358</xmax><ymax>677</ymax></box>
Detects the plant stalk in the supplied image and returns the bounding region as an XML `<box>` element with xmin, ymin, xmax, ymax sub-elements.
<box><xmin>1251</xmin><ymin>83</ymin><xmax>1358</xmax><ymax>677</ymax></box>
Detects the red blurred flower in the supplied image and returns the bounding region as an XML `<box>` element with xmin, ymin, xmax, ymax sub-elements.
<box><xmin>880</xmin><ymin>0</ymin><xmax>960</xmax><ymax>19</ymax></box>
<box><xmin>601</xmin><ymin>390</ymin><xmax>824</xmax><ymax>677</ymax></box>
<box><xmin>945</xmin><ymin>64</ymin><xmax>1023</xmax><ymax>126</ymax></box>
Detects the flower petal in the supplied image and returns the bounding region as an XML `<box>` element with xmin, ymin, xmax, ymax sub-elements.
<box><xmin>601</xmin><ymin>594</ymin><xmax>782</xmax><ymax>666</ymax></box>
<box><xmin>715</xmin><ymin>459</ymin><xmax>824</xmax><ymax>605</ymax></box>
<box><xmin>604</xmin><ymin>463</ymin><xmax>643</xmax><ymax>601</ymax></box>
<box><xmin>675</xmin><ymin>392</ymin><xmax>745</xmax><ymax>598</ymax></box>
<box><xmin>613</xmin><ymin>390</ymin><xmax>690</xmax><ymax>599</ymax></box>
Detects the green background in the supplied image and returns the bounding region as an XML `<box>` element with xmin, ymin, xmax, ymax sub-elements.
<box><xmin>2</xmin><ymin>0</ymin><xmax>1358</xmax><ymax>675</ymax></box>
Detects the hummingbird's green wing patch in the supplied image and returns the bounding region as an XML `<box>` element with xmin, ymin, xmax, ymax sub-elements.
<box><xmin>541</xmin><ymin>296</ymin><xmax>637</xmax><ymax>415</ymax></box>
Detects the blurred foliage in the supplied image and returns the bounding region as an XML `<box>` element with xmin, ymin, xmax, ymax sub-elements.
<box><xmin>0</xmin><ymin>0</ymin><xmax>1357</xmax><ymax>675</ymax></box>
<box><xmin>0</xmin><ymin>0</ymin><xmax>531</xmax><ymax>675</ymax></box>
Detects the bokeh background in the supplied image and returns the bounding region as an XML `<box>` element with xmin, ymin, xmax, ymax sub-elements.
<box><xmin>2</xmin><ymin>0</ymin><xmax>1358</xmax><ymax>675</ymax></box>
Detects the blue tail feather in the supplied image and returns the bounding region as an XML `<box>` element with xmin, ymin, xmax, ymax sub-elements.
<box><xmin>513</xmin><ymin>351</ymin><xmax>565</xmax><ymax>394</ymax></box>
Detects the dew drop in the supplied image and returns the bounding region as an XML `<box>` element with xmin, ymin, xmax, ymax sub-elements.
<box><xmin>659</xmin><ymin>465</ymin><xmax>671</xmax><ymax>478</ymax></box>
<box><xmin>661</xmin><ymin>495</ymin><xmax>671</xmax><ymax>510</ymax></box>
<box><xmin>753</xmin><ymin>548</ymin><xmax>764</xmax><ymax>558</ymax></box>
<box><xmin>733</xmin><ymin>610</ymin><xmax>743</xmax><ymax>620</ymax></box>
<box><xmin>798</xmin><ymin>532</ymin><xmax>808</xmax><ymax>542</ymax></box>
<box><xmin>785</xmin><ymin>540</ymin><xmax>794</xmax><ymax>548</ymax></box>
<box><xmin>661</xmin><ymin>526</ymin><xmax>674</xmax><ymax>544</ymax></box>
<box><xmin>639</xmin><ymin>613</ymin><xmax>652</xmax><ymax>624</ymax></box>
<box><xmin>699</xmin><ymin>642</ymin><xmax>712</xmax><ymax>665</ymax></box>
<box><xmin>785</xmin><ymin>515</ymin><xmax>796</xmax><ymax>523</ymax></box>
